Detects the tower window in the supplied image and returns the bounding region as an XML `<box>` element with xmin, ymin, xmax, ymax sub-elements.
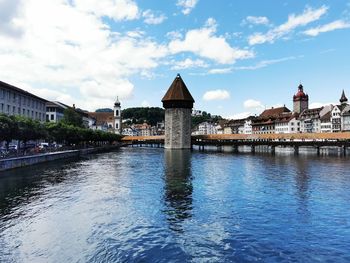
<box><xmin>116</xmin><ymin>123</ymin><xmax>119</xmax><ymax>129</ymax></box>
<box><xmin>115</xmin><ymin>110</ymin><xmax>119</xmax><ymax>116</ymax></box>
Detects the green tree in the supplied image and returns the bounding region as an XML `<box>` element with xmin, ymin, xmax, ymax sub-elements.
<box><xmin>61</xmin><ymin>108</ymin><xmax>83</xmax><ymax>127</ymax></box>
<box><xmin>0</xmin><ymin>114</ymin><xmax>17</xmax><ymax>150</ymax></box>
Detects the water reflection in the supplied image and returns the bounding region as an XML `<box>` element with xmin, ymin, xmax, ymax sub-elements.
<box><xmin>293</xmin><ymin>158</ymin><xmax>311</xmax><ymax>219</ymax></box>
<box><xmin>163</xmin><ymin>149</ymin><xmax>193</xmax><ymax>232</ymax></box>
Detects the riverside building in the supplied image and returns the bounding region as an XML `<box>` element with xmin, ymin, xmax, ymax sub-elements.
<box><xmin>0</xmin><ymin>80</ymin><xmax>46</xmax><ymax>122</ymax></box>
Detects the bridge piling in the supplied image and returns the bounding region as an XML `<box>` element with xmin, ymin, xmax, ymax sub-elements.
<box><xmin>294</xmin><ymin>145</ymin><xmax>299</xmax><ymax>155</ymax></box>
<box><xmin>251</xmin><ymin>145</ymin><xmax>255</xmax><ymax>154</ymax></box>
<box><xmin>316</xmin><ymin>146</ymin><xmax>320</xmax><ymax>156</ymax></box>
<box><xmin>271</xmin><ymin>145</ymin><xmax>275</xmax><ymax>155</ymax></box>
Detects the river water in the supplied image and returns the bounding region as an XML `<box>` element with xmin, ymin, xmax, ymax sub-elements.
<box><xmin>0</xmin><ymin>148</ymin><xmax>350</xmax><ymax>262</ymax></box>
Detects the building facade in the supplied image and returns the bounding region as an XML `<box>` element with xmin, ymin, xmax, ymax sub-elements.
<box><xmin>0</xmin><ymin>80</ymin><xmax>46</xmax><ymax>122</ymax></box>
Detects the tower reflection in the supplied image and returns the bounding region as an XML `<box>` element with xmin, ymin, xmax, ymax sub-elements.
<box><xmin>163</xmin><ymin>149</ymin><xmax>193</xmax><ymax>232</ymax></box>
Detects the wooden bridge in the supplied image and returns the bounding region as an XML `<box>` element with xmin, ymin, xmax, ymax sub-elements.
<box><xmin>121</xmin><ymin>132</ymin><xmax>350</xmax><ymax>155</ymax></box>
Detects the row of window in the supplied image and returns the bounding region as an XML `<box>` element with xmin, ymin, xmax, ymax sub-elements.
<box><xmin>0</xmin><ymin>88</ymin><xmax>46</xmax><ymax>111</ymax></box>
<box><xmin>0</xmin><ymin>103</ymin><xmax>45</xmax><ymax>121</ymax></box>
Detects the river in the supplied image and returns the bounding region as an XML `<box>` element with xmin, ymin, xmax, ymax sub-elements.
<box><xmin>0</xmin><ymin>148</ymin><xmax>350</xmax><ymax>262</ymax></box>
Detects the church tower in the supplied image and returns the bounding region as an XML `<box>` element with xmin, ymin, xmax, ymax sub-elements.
<box><xmin>162</xmin><ymin>74</ymin><xmax>195</xmax><ymax>149</ymax></box>
<box><xmin>293</xmin><ymin>84</ymin><xmax>309</xmax><ymax>114</ymax></box>
<box><xmin>114</xmin><ymin>97</ymin><xmax>122</xmax><ymax>134</ymax></box>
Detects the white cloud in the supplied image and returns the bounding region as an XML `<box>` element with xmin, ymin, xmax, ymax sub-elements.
<box><xmin>169</xmin><ymin>18</ymin><xmax>254</xmax><ymax>64</ymax></box>
<box><xmin>235</xmin><ymin>56</ymin><xmax>300</xmax><ymax>70</ymax></box>
<box><xmin>166</xmin><ymin>30</ymin><xmax>182</xmax><ymax>40</ymax></box>
<box><xmin>244</xmin><ymin>99</ymin><xmax>264</xmax><ymax>110</ymax></box>
<box><xmin>177</xmin><ymin>0</ymin><xmax>199</xmax><ymax>15</ymax></box>
<box><xmin>0</xmin><ymin>0</ymin><xmax>24</xmax><ymax>37</ymax></box>
<box><xmin>142</xmin><ymin>9</ymin><xmax>167</xmax><ymax>25</ymax></box>
<box><xmin>226</xmin><ymin>112</ymin><xmax>251</xmax><ymax>120</ymax></box>
<box><xmin>171</xmin><ymin>58</ymin><xmax>208</xmax><ymax>70</ymax></box>
<box><xmin>303</xmin><ymin>20</ymin><xmax>350</xmax><ymax>36</ymax></box>
<box><xmin>248</xmin><ymin>5</ymin><xmax>328</xmax><ymax>45</ymax></box>
<box><xmin>208</xmin><ymin>68</ymin><xmax>233</xmax><ymax>74</ymax></box>
<box><xmin>243</xmin><ymin>16</ymin><xmax>270</xmax><ymax>26</ymax></box>
<box><xmin>203</xmin><ymin>89</ymin><xmax>230</xmax><ymax>101</ymax></box>
<box><xmin>0</xmin><ymin>0</ymin><xmax>168</xmax><ymax>111</ymax></box>
<box><xmin>73</xmin><ymin>0</ymin><xmax>140</xmax><ymax>21</ymax></box>
<box><xmin>141</xmin><ymin>100</ymin><xmax>151</xmax><ymax>107</ymax></box>
<box><xmin>309</xmin><ymin>102</ymin><xmax>334</xmax><ymax>108</ymax></box>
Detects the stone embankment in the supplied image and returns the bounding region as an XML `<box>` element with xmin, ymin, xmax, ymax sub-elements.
<box><xmin>0</xmin><ymin>145</ymin><xmax>120</xmax><ymax>172</ymax></box>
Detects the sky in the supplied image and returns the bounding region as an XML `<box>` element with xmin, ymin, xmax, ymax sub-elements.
<box><xmin>0</xmin><ymin>0</ymin><xmax>350</xmax><ymax>118</ymax></box>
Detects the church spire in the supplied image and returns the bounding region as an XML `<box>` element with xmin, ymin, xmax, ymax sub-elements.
<box><xmin>340</xmin><ymin>90</ymin><xmax>348</xmax><ymax>104</ymax></box>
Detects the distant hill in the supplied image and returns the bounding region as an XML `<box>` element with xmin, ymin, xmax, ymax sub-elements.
<box><xmin>122</xmin><ymin>107</ymin><xmax>164</xmax><ymax>126</ymax></box>
<box><xmin>121</xmin><ymin>107</ymin><xmax>222</xmax><ymax>127</ymax></box>
<box><xmin>95</xmin><ymin>108</ymin><xmax>113</xmax><ymax>112</ymax></box>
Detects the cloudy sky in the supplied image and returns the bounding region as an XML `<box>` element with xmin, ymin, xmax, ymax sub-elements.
<box><xmin>0</xmin><ymin>0</ymin><xmax>350</xmax><ymax>118</ymax></box>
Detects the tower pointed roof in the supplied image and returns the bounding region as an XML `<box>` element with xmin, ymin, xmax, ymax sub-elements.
<box><xmin>162</xmin><ymin>74</ymin><xmax>195</xmax><ymax>108</ymax></box>
<box><xmin>114</xmin><ymin>96</ymin><xmax>121</xmax><ymax>107</ymax></box>
<box><xmin>340</xmin><ymin>90</ymin><xmax>348</xmax><ymax>104</ymax></box>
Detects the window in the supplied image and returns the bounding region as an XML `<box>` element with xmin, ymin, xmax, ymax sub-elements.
<box><xmin>50</xmin><ymin>114</ymin><xmax>54</xmax><ymax>121</ymax></box>
<box><xmin>116</xmin><ymin>123</ymin><xmax>119</xmax><ymax>129</ymax></box>
<box><xmin>1</xmin><ymin>103</ymin><xmax>3</xmax><ymax>112</ymax></box>
<box><xmin>115</xmin><ymin>110</ymin><xmax>119</xmax><ymax>116</ymax></box>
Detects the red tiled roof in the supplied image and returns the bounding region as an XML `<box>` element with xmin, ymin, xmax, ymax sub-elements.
<box><xmin>260</xmin><ymin>106</ymin><xmax>290</xmax><ymax>118</ymax></box>
<box><xmin>88</xmin><ymin>112</ymin><xmax>113</xmax><ymax>125</ymax></box>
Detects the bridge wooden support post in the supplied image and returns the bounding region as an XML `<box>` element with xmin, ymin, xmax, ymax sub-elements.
<box><xmin>316</xmin><ymin>146</ymin><xmax>320</xmax><ymax>156</ymax></box>
<box><xmin>294</xmin><ymin>145</ymin><xmax>299</xmax><ymax>155</ymax></box>
<box><xmin>217</xmin><ymin>145</ymin><xmax>222</xmax><ymax>152</ymax></box>
<box><xmin>251</xmin><ymin>145</ymin><xmax>255</xmax><ymax>154</ymax></box>
<box><xmin>343</xmin><ymin>145</ymin><xmax>346</xmax><ymax>156</ymax></box>
<box><xmin>233</xmin><ymin>145</ymin><xmax>238</xmax><ymax>153</ymax></box>
<box><xmin>271</xmin><ymin>145</ymin><xmax>275</xmax><ymax>155</ymax></box>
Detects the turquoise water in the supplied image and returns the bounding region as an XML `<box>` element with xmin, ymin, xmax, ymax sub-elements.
<box><xmin>0</xmin><ymin>148</ymin><xmax>350</xmax><ymax>262</ymax></box>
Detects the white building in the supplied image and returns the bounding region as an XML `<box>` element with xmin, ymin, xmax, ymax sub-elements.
<box><xmin>243</xmin><ymin>117</ymin><xmax>253</xmax><ymax>134</ymax></box>
<box><xmin>194</xmin><ymin>122</ymin><xmax>217</xmax><ymax>135</ymax></box>
<box><xmin>299</xmin><ymin>108</ymin><xmax>322</xmax><ymax>133</ymax></box>
<box><xmin>122</xmin><ymin>127</ymin><xmax>138</xmax><ymax>136</ymax></box>
<box><xmin>46</xmin><ymin>101</ymin><xmax>65</xmax><ymax>123</ymax></box>
<box><xmin>342</xmin><ymin>104</ymin><xmax>350</xmax><ymax>131</ymax></box>
<box><xmin>331</xmin><ymin>105</ymin><xmax>342</xmax><ymax>132</ymax></box>
<box><xmin>0</xmin><ymin>80</ymin><xmax>46</xmax><ymax>122</ymax></box>
<box><xmin>275</xmin><ymin>113</ymin><xmax>300</xmax><ymax>134</ymax></box>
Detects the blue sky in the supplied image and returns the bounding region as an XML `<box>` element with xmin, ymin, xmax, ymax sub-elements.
<box><xmin>0</xmin><ymin>0</ymin><xmax>350</xmax><ymax>118</ymax></box>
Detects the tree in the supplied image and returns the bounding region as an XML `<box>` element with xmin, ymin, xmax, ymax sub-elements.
<box><xmin>0</xmin><ymin>114</ymin><xmax>17</xmax><ymax>150</ymax></box>
<box><xmin>61</xmin><ymin>108</ymin><xmax>83</xmax><ymax>127</ymax></box>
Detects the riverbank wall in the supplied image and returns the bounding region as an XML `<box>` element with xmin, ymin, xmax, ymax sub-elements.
<box><xmin>0</xmin><ymin>145</ymin><xmax>120</xmax><ymax>172</ymax></box>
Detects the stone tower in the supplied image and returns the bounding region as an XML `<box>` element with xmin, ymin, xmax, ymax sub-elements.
<box><xmin>162</xmin><ymin>74</ymin><xmax>195</xmax><ymax>149</ymax></box>
<box><xmin>114</xmin><ymin>97</ymin><xmax>122</xmax><ymax>134</ymax></box>
<box><xmin>293</xmin><ymin>84</ymin><xmax>309</xmax><ymax>114</ymax></box>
